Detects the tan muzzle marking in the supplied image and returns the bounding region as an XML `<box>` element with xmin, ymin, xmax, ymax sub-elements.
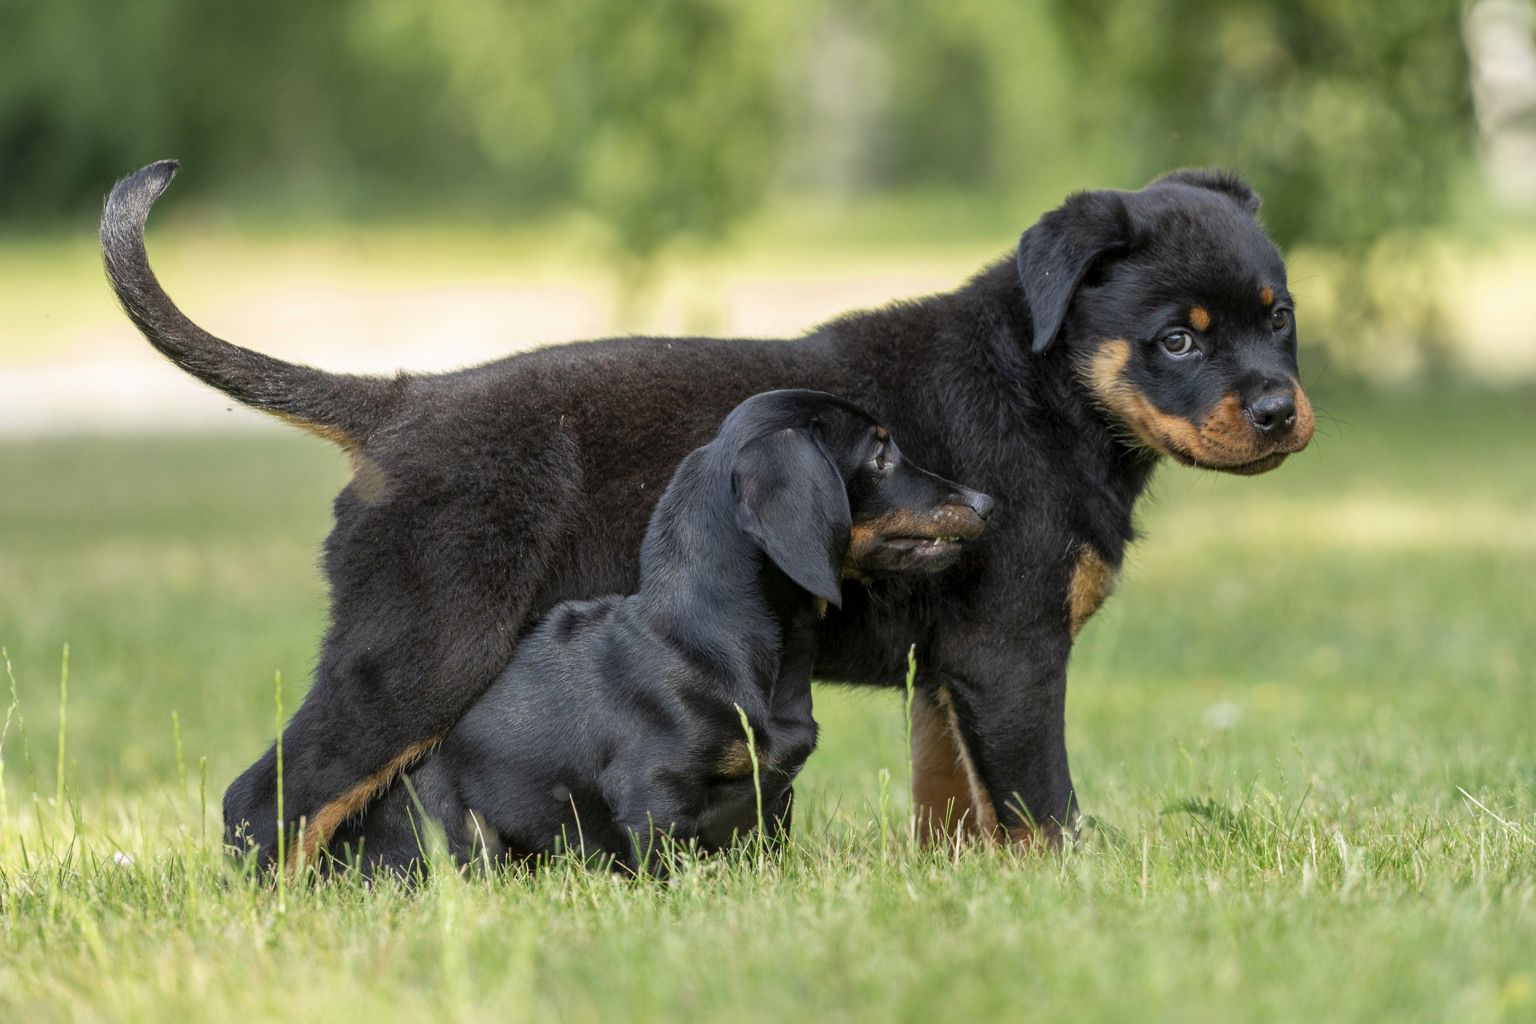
<box><xmin>1086</xmin><ymin>339</ymin><xmax>1313</xmax><ymax>473</ymax></box>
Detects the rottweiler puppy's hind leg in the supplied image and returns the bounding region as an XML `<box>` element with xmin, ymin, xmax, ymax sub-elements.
<box><xmin>223</xmin><ymin>472</ymin><xmax>578</xmax><ymax>867</ymax></box>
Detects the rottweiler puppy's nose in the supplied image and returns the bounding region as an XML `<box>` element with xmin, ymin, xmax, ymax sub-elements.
<box><xmin>1245</xmin><ymin>390</ymin><xmax>1297</xmax><ymax>439</ymax></box>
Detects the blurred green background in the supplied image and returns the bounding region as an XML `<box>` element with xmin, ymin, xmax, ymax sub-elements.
<box><xmin>3</xmin><ymin>0</ymin><xmax>1536</xmax><ymax>384</ymax></box>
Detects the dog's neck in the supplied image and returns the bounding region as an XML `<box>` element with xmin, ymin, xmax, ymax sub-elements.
<box><xmin>632</xmin><ymin>447</ymin><xmax>821</xmax><ymax>701</ymax></box>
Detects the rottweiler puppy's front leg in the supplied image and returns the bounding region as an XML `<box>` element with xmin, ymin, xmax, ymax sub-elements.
<box><xmin>909</xmin><ymin>687</ymin><xmax>988</xmax><ymax>843</ymax></box>
<box><xmin>928</xmin><ymin>620</ymin><xmax>1078</xmax><ymax>848</ymax></box>
<box><xmin>759</xmin><ymin>785</ymin><xmax>795</xmax><ymax>854</ymax></box>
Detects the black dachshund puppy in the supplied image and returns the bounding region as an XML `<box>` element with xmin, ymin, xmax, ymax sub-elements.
<box><xmin>326</xmin><ymin>389</ymin><xmax>992</xmax><ymax>876</ymax></box>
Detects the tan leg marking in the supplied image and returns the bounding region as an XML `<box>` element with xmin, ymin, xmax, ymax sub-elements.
<box><xmin>1007</xmin><ymin>819</ymin><xmax>1068</xmax><ymax>849</ymax></box>
<box><xmin>911</xmin><ymin>688</ymin><xmax>999</xmax><ymax>844</ymax></box>
<box><xmin>911</xmin><ymin>690</ymin><xmax>977</xmax><ymax>844</ymax></box>
<box><xmin>1068</xmin><ymin>546</ymin><xmax>1118</xmax><ymax>639</ymax></box>
<box><xmin>290</xmin><ymin>734</ymin><xmax>443</xmax><ymax>870</ymax></box>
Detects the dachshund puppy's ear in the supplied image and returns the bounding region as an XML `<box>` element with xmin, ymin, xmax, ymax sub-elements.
<box><xmin>1016</xmin><ymin>189</ymin><xmax>1131</xmax><ymax>354</ymax></box>
<box><xmin>1151</xmin><ymin>167</ymin><xmax>1262</xmax><ymax>216</ymax></box>
<box><xmin>732</xmin><ymin>427</ymin><xmax>851</xmax><ymax>607</ymax></box>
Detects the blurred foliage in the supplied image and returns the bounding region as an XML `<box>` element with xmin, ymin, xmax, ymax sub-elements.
<box><xmin>1044</xmin><ymin>0</ymin><xmax>1476</xmax><ymax>377</ymax></box>
<box><xmin>0</xmin><ymin>0</ymin><xmax>1482</xmax><ymax>270</ymax></box>
<box><xmin>1050</xmin><ymin>0</ymin><xmax>1473</xmax><ymax>248</ymax></box>
<box><xmin>349</xmin><ymin>0</ymin><xmax>792</xmax><ymax>273</ymax></box>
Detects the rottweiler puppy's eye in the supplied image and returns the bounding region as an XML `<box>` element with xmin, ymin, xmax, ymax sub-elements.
<box><xmin>871</xmin><ymin>439</ymin><xmax>893</xmax><ymax>472</ymax></box>
<box><xmin>1160</xmin><ymin>329</ymin><xmax>1198</xmax><ymax>358</ymax></box>
<box><xmin>1270</xmin><ymin>308</ymin><xmax>1293</xmax><ymax>332</ymax></box>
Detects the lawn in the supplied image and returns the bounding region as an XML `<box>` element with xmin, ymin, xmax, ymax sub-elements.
<box><xmin>1</xmin><ymin>386</ymin><xmax>1533</xmax><ymax>1022</ymax></box>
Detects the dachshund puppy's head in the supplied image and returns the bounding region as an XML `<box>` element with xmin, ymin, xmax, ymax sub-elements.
<box><xmin>836</xmin><ymin>424</ymin><xmax>994</xmax><ymax>579</ymax></box>
<box><xmin>1018</xmin><ymin>169</ymin><xmax>1315</xmax><ymax>475</ymax></box>
<box><xmin>726</xmin><ymin>390</ymin><xmax>993</xmax><ymax>607</ymax></box>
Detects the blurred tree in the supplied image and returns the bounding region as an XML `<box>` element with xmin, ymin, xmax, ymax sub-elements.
<box><xmin>0</xmin><ymin>0</ymin><xmax>1482</xmax><ymax>292</ymax></box>
<box><xmin>1042</xmin><ymin>0</ymin><xmax>1475</xmax><ymax>373</ymax></box>
<box><xmin>783</xmin><ymin>0</ymin><xmax>1096</xmax><ymax>218</ymax></box>
<box><xmin>0</xmin><ymin>0</ymin><xmax>493</xmax><ymax>219</ymax></box>
<box><xmin>1</xmin><ymin>0</ymin><xmax>1479</xmax><ymax>246</ymax></box>
<box><xmin>1048</xmin><ymin>0</ymin><xmax>1473</xmax><ymax>250</ymax></box>
<box><xmin>350</xmin><ymin>0</ymin><xmax>792</xmax><ymax>303</ymax></box>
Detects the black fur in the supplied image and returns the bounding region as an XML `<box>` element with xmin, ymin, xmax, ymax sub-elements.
<box><xmin>1017</xmin><ymin>189</ymin><xmax>1133</xmax><ymax>353</ymax></box>
<box><xmin>99</xmin><ymin>162</ymin><xmax>1314</xmax><ymax>861</ymax></box>
<box><xmin>327</xmin><ymin>390</ymin><xmax>991</xmax><ymax>877</ymax></box>
<box><xmin>100</xmin><ymin>162</ymin><xmax>398</xmax><ymax>443</ymax></box>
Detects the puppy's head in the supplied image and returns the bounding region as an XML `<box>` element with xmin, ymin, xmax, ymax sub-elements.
<box><xmin>835</xmin><ymin>423</ymin><xmax>993</xmax><ymax>579</ymax></box>
<box><xmin>727</xmin><ymin>391</ymin><xmax>993</xmax><ymax>606</ymax></box>
<box><xmin>1018</xmin><ymin>169</ymin><xmax>1315</xmax><ymax>474</ymax></box>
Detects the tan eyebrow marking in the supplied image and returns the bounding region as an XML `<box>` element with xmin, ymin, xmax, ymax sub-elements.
<box><xmin>1189</xmin><ymin>306</ymin><xmax>1212</xmax><ymax>331</ymax></box>
<box><xmin>875</xmin><ymin>426</ymin><xmax>889</xmax><ymax>440</ymax></box>
<box><xmin>1260</xmin><ymin>286</ymin><xmax>1275</xmax><ymax>307</ymax></box>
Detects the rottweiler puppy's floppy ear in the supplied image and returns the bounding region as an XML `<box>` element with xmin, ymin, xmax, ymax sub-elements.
<box><xmin>1016</xmin><ymin>190</ymin><xmax>1132</xmax><ymax>354</ymax></box>
<box><xmin>732</xmin><ymin>427</ymin><xmax>851</xmax><ymax>607</ymax></box>
<box><xmin>1152</xmin><ymin>168</ymin><xmax>1262</xmax><ymax>216</ymax></box>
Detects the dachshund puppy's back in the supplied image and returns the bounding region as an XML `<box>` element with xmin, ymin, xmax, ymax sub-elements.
<box><xmin>331</xmin><ymin>389</ymin><xmax>992</xmax><ymax>876</ymax></box>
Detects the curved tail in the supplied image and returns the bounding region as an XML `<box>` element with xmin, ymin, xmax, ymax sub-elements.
<box><xmin>101</xmin><ymin>161</ymin><xmax>398</xmax><ymax>449</ymax></box>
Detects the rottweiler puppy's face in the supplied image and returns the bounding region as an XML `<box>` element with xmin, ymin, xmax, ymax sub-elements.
<box><xmin>1020</xmin><ymin>169</ymin><xmax>1316</xmax><ymax>474</ymax></box>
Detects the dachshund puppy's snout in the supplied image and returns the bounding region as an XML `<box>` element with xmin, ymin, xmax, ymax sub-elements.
<box><xmin>1244</xmin><ymin>389</ymin><xmax>1298</xmax><ymax>440</ymax></box>
<box><xmin>928</xmin><ymin>490</ymin><xmax>991</xmax><ymax>543</ymax></box>
<box><xmin>964</xmin><ymin>489</ymin><xmax>995</xmax><ymax>523</ymax></box>
<box><xmin>844</xmin><ymin>447</ymin><xmax>993</xmax><ymax>577</ymax></box>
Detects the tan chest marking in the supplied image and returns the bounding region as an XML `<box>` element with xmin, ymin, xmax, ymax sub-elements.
<box><xmin>1068</xmin><ymin>546</ymin><xmax>1118</xmax><ymax>639</ymax></box>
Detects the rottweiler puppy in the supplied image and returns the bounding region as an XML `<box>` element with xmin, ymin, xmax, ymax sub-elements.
<box><xmin>102</xmin><ymin>163</ymin><xmax>1312</xmax><ymax>862</ymax></box>
<box><xmin>325</xmin><ymin>389</ymin><xmax>992</xmax><ymax>876</ymax></box>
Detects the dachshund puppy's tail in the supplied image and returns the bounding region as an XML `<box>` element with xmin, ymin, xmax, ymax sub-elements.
<box><xmin>101</xmin><ymin>161</ymin><xmax>398</xmax><ymax>450</ymax></box>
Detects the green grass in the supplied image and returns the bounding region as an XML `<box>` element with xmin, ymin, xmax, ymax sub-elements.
<box><xmin>1</xmin><ymin>387</ymin><xmax>1534</xmax><ymax>1022</ymax></box>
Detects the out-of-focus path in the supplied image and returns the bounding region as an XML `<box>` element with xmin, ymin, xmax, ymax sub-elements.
<box><xmin>0</xmin><ymin>258</ymin><xmax>975</xmax><ymax>437</ymax></box>
<box><xmin>4</xmin><ymin>231</ymin><xmax>1534</xmax><ymax>437</ymax></box>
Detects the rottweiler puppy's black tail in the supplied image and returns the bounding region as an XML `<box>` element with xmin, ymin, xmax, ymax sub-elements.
<box><xmin>101</xmin><ymin>161</ymin><xmax>398</xmax><ymax>450</ymax></box>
